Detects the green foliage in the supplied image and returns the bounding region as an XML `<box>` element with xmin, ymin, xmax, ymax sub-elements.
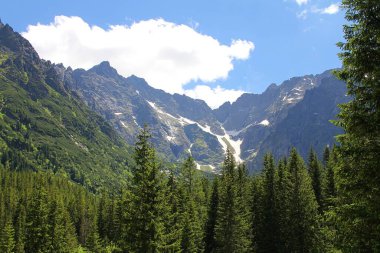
<box><xmin>0</xmin><ymin>167</ymin><xmax>99</xmax><ymax>252</ymax></box>
<box><xmin>179</xmin><ymin>156</ymin><xmax>206</xmax><ymax>252</ymax></box>
<box><xmin>215</xmin><ymin>149</ymin><xmax>250</xmax><ymax>252</ymax></box>
<box><xmin>334</xmin><ymin>0</ymin><xmax>380</xmax><ymax>251</ymax></box>
<box><xmin>128</xmin><ymin>125</ymin><xmax>166</xmax><ymax>252</ymax></box>
<box><xmin>0</xmin><ymin>221</ymin><xmax>15</xmax><ymax>253</ymax></box>
<box><xmin>0</xmin><ymin>48</ymin><xmax>132</xmax><ymax>192</ymax></box>
<box><xmin>204</xmin><ymin>178</ymin><xmax>218</xmax><ymax>253</ymax></box>
<box><xmin>307</xmin><ymin>148</ymin><xmax>324</xmax><ymax>210</ymax></box>
<box><xmin>251</xmin><ymin>149</ymin><xmax>325</xmax><ymax>253</ymax></box>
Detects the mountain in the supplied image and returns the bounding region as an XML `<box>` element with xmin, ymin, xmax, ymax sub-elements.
<box><xmin>0</xmin><ymin>20</ymin><xmax>347</xmax><ymax>174</ymax></box>
<box><xmin>0</xmin><ymin>21</ymin><xmax>132</xmax><ymax>191</ymax></box>
<box><xmin>214</xmin><ymin>71</ymin><xmax>349</xmax><ymax>171</ymax></box>
<box><xmin>244</xmin><ymin>75</ymin><xmax>349</xmax><ymax>171</ymax></box>
<box><xmin>62</xmin><ymin>58</ymin><xmax>347</xmax><ymax>172</ymax></box>
<box><xmin>63</xmin><ymin>62</ymin><xmax>234</xmax><ymax>171</ymax></box>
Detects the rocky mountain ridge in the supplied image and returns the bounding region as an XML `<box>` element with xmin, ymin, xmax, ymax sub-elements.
<box><xmin>62</xmin><ymin>60</ymin><xmax>347</xmax><ymax>172</ymax></box>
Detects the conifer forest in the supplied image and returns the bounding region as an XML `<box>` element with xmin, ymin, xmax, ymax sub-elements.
<box><xmin>0</xmin><ymin>1</ymin><xmax>379</xmax><ymax>252</ymax></box>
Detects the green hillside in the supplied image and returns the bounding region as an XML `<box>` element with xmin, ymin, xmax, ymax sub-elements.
<box><xmin>0</xmin><ymin>23</ymin><xmax>132</xmax><ymax>192</ymax></box>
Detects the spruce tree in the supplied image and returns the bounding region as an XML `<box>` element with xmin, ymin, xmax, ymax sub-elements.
<box><xmin>234</xmin><ymin>163</ymin><xmax>251</xmax><ymax>252</ymax></box>
<box><xmin>323</xmin><ymin>146</ymin><xmax>330</xmax><ymax>166</ymax></box>
<box><xmin>307</xmin><ymin>149</ymin><xmax>323</xmax><ymax>210</ymax></box>
<box><xmin>324</xmin><ymin>147</ymin><xmax>337</xmax><ymax>204</ymax></box>
<box><xmin>48</xmin><ymin>198</ymin><xmax>78</xmax><ymax>253</ymax></box>
<box><xmin>179</xmin><ymin>156</ymin><xmax>205</xmax><ymax>252</ymax></box>
<box><xmin>334</xmin><ymin>0</ymin><xmax>380</xmax><ymax>251</ymax></box>
<box><xmin>274</xmin><ymin>158</ymin><xmax>293</xmax><ymax>252</ymax></box>
<box><xmin>287</xmin><ymin>148</ymin><xmax>322</xmax><ymax>252</ymax></box>
<box><xmin>260</xmin><ymin>153</ymin><xmax>279</xmax><ymax>252</ymax></box>
<box><xmin>204</xmin><ymin>177</ymin><xmax>218</xmax><ymax>253</ymax></box>
<box><xmin>0</xmin><ymin>221</ymin><xmax>15</xmax><ymax>253</ymax></box>
<box><xmin>162</xmin><ymin>169</ymin><xmax>182</xmax><ymax>252</ymax></box>
<box><xmin>85</xmin><ymin>220</ymin><xmax>102</xmax><ymax>253</ymax></box>
<box><xmin>250</xmin><ymin>174</ymin><xmax>264</xmax><ymax>252</ymax></box>
<box><xmin>215</xmin><ymin>149</ymin><xmax>250</xmax><ymax>252</ymax></box>
<box><xmin>13</xmin><ymin>203</ymin><xmax>26</xmax><ymax>253</ymax></box>
<box><xmin>128</xmin><ymin>125</ymin><xmax>166</xmax><ymax>252</ymax></box>
<box><xmin>25</xmin><ymin>185</ymin><xmax>51</xmax><ymax>253</ymax></box>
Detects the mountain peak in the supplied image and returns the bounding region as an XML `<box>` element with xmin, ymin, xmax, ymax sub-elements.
<box><xmin>89</xmin><ymin>61</ymin><xmax>119</xmax><ymax>78</ymax></box>
<box><xmin>0</xmin><ymin>21</ymin><xmax>41</xmax><ymax>66</ymax></box>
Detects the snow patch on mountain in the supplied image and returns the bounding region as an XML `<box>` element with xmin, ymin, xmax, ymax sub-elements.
<box><xmin>259</xmin><ymin>119</ymin><xmax>270</xmax><ymax>126</ymax></box>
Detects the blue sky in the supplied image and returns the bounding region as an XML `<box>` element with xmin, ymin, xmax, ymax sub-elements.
<box><xmin>1</xmin><ymin>0</ymin><xmax>345</xmax><ymax>108</ymax></box>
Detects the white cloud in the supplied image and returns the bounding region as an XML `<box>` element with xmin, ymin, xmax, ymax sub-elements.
<box><xmin>22</xmin><ymin>16</ymin><xmax>254</xmax><ymax>96</ymax></box>
<box><xmin>311</xmin><ymin>3</ymin><xmax>340</xmax><ymax>15</ymax></box>
<box><xmin>296</xmin><ymin>0</ymin><xmax>308</xmax><ymax>6</ymax></box>
<box><xmin>321</xmin><ymin>3</ymin><xmax>339</xmax><ymax>14</ymax></box>
<box><xmin>184</xmin><ymin>85</ymin><xmax>244</xmax><ymax>109</ymax></box>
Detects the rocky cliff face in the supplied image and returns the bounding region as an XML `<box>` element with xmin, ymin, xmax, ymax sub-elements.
<box><xmin>63</xmin><ymin>62</ymin><xmax>231</xmax><ymax>169</ymax></box>
<box><xmin>63</xmin><ymin>60</ymin><xmax>347</xmax><ymax>172</ymax></box>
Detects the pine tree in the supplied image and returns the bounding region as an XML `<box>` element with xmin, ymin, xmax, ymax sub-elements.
<box><xmin>116</xmin><ymin>189</ymin><xmax>133</xmax><ymax>251</ymax></box>
<box><xmin>324</xmin><ymin>147</ymin><xmax>337</xmax><ymax>204</ymax></box>
<box><xmin>161</xmin><ymin>169</ymin><xmax>182</xmax><ymax>252</ymax></box>
<box><xmin>215</xmin><ymin>149</ymin><xmax>250</xmax><ymax>252</ymax></box>
<box><xmin>307</xmin><ymin>148</ymin><xmax>323</xmax><ymax>210</ymax></box>
<box><xmin>204</xmin><ymin>177</ymin><xmax>218</xmax><ymax>253</ymax></box>
<box><xmin>323</xmin><ymin>146</ymin><xmax>330</xmax><ymax>166</ymax></box>
<box><xmin>128</xmin><ymin>125</ymin><xmax>166</xmax><ymax>252</ymax></box>
<box><xmin>48</xmin><ymin>198</ymin><xmax>78</xmax><ymax>253</ymax></box>
<box><xmin>334</xmin><ymin>0</ymin><xmax>380</xmax><ymax>251</ymax></box>
<box><xmin>259</xmin><ymin>153</ymin><xmax>279</xmax><ymax>252</ymax></box>
<box><xmin>14</xmin><ymin>203</ymin><xmax>26</xmax><ymax>253</ymax></box>
<box><xmin>287</xmin><ymin>148</ymin><xmax>322</xmax><ymax>252</ymax></box>
<box><xmin>85</xmin><ymin>220</ymin><xmax>102</xmax><ymax>253</ymax></box>
<box><xmin>274</xmin><ymin>158</ymin><xmax>293</xmax><ymax>252</ymax></box>
<box><xmin>234</xmin><ymin>163</ymin><xmax>251</xmax><ymax>252</ymax></box>
<box><xmin>0</xmin><ymin>221</ymin><xmax>15</xmax><ymax>253</ymax></box>
<box><xmin>179</xmin><ymin>156</ymin><xmax>205</xmax><ymax>252</ymax></box>
<box><xmin>25</xmin><ymin>185</ymin><xmax>51</xmax><ymax>253</ymax></box>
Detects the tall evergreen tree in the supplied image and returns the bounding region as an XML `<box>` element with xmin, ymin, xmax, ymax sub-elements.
<box><xmin>204</xmin><ymin>177</ymin><xmax>219</xmax><ymax>253</ymax></box>
<box><xmin>0</xmin><ymin>221</ymin><xmax>15</xmax><ymax>253</ymax></box>
<box><xmin>307</xmin><ymin>148</ymin><xmax>324</xmax><ymax>210</ymax></box>
<box><xmin>334</xmin><ymin>1</ymin><xmax>380</xmax><ymax>251</ymax></box>
<box><xmin>324</xmin><ymin>147</ymin><xmax>337</xmax><ymax>204</ymax></box>
<box><xmin>259</xmin><ymin>153</ymin><xmax>279</xmax><ymax>253</ymax></box>
<box><xmin>323</xmin><ymin>146</ymin><xmax>330</xmax><ymax>166</ymax></box>
<box><xmin>25</xmin><ymin>185</ymin><xmax>51</xmax><ymax>253</ymax></box>
<box><xmin>234</xmin><ymin>163</ymin><xmax>251</xmax><ymax>252</ymax></box>
<box><xmin>215</xmin><ymin>149</ymin><xmax>250</xmax><ymax>252</ymax></box>
<box><xmin>179</xmin><ymin>156</ymin><xmax>205</xmax><ymax>252</ymax></box>
<box><xmin>274</xmin><ymin>158</ymin><xmax>293</xmax><ymax>252</ymax></box>
<box><xmin>287</xmin><ymin>148</ymin><xmax>322</xmax><ymax>252</ymax></box>
<box><xmin>162</xmin><ymin>169</ymin><xmax>182</xmax><ymax>252</ymax></box>
<box><xmin>13</xmin><ymin>203</ymin><xmax>26</xmax><ymax>253</ymax></box>
<box><xmin>48</xmin><ymin>198</ymin><xmax>78</xmax><ymax>253</ymax></box>
<box><xmin>128</xmin><ymin>125</ymin><xmax>166</xmax><ymax>253</ymax></box>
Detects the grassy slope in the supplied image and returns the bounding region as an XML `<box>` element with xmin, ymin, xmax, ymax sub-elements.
<box><xmin>0</xmin><ymin>27</ymin><xmax>132</xmax><ymax>192</ymax></box>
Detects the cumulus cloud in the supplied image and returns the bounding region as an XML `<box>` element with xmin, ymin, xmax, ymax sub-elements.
<box><xmin>184</xmin><ymin>85</ymin><xmax>244</xmax><ymax>109</ymax></box>
<box><xmin>310</xmin><ymin>3</ymin><xmax>340</xmax><ymax>15</ymax></box>
<box><xmin>321</xmin><ymin>3</ymin><xmax>340</xmax><ymax>14</ymax></box>
<box><xmin>296</xmin><ymin>0</ymin><xmax>308</xmax><ymax>6</ymax></box>
<box><xmin>22</xmin><ymin>16</ymin><xmax>254</xmax><ymax>96</ymax></box>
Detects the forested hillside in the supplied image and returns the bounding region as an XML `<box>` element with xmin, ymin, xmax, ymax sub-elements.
<box><xmin>0</xmin><ymin>127</ymin><xmax>340</xmax><ymax>252</ymax></box>
<box><xmin>0</xmin><ymin>0</ymin><xmax>379</xmax><ymax>252</ymax></box>
<box><xmin>0</xmin><ymin>22</ymin><xmax>132</xmax><ymax>191</ymax></box>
